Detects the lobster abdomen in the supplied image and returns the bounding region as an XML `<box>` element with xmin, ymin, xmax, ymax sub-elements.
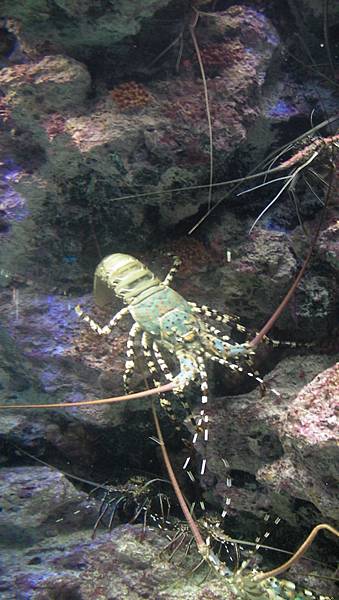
<box><xmin>94</xmin><ymin>254</ymin><xmax>196</xmax><ymax>339</ymax></box>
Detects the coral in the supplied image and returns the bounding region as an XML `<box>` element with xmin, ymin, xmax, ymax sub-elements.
<box><xmin>199</xmin><ymin>41</ymin><xmax>244</xmax><ymax>74</ymax></box>
<box><xmin>42</xmin><ymin>112</ymin><xmax>66</xmax><ymax>140</ymax></box>
<box><xmin>168</xmin><ymin>238</ymin><xmax>222</xmax><ymax>276</ymax></box>
<box><xmin>110</xmin><ymin>81</ymin><xmax>152</xmax><ymax>111</ymax></box>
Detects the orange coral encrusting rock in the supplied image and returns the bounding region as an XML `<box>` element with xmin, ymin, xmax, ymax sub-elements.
<box><xmin>110</xmin><ymin>81</ymin><xmax>152</xmax><ymax>110</ymax></box>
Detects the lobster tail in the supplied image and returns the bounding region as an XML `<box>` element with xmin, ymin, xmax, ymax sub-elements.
<box><xmin>94</xmin><ymin>253</ymin><xmax>162</xmax><ymax>307</ymax></box>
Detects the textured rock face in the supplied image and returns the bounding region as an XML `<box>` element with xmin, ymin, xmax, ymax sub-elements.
<box><xmin>198</xmin><ymin>356</ymin><xmax>338</xmax><ymax>528</ymax></box>
<box><xmin>0</xmin><ymin>55</ymin><xmax>91</xmax><ymax>111</ymax></box>
<box><xmin>0</xmin><ymin>525</ymin><xmax>244</xmax><ymax>600</ymax></box>
<box><xmin>0</xmin><ymin>466</ymin><xmax>98</xmax><ymax>545</ymax></box>
<box><xmin>0</xmin><ymin>5</ymin><xmax>284</xmax><ymax>280</ymax></box>
<box><xmin>0</xmin><ymin>510</ymin><xmax>337</xmax><ymax>599</ymax></box>
<box><xmin>1</xmin><ymin>0</ymin><xmax>173</xmax><ymax>58</ymax></box>
<box><xmin>261</xmin><ymin>361</ymin><xmax>339</xmax><ymax>521</ymax></box>
<box><xmin>287</xmin><ymin>0</ymin><xmax>339</xmax><ymax>21</ymax></box>
<box><xmin>0</xmin><ymin>1</ymin><xmax>338</xmax><ymax>597</ymax></box>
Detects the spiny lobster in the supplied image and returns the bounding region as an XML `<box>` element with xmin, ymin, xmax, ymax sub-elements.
<box><xmin>75</xmin><ymin>253</ymin><xmax>275</xmax><ymax>438</ymax></box>
<box><xmin>74</xmin><ymin>251</ymin><xmax>296</xmax><ymax>486</ymax></box>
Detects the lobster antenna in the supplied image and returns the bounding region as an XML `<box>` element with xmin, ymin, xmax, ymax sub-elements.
<box><xmin>151</xmin><ymin>401</ymin><xmax>205</xmax><ymax>550</ymax></box>
<box><xmin>256</xmin><ymin>523</ymin><xmax>339</xmax><ymax>582</ymax></box>
<box><xmin>248</xmin><ymin>150</ymin><xmax>335</xmax><ymax>348</ymax></box>
<box><xmin>0</xmin><ymin>382</ymin><xmax>175</xmax><ymax>409</ymax></box>
<box><xmin>189</xmin><ymin>8</ymin><xmax>214</xmax><ymax>213</ymax></box>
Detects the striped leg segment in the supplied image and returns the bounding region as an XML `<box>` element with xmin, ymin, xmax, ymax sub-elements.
<box><xmin>141</xmin><ymin>332</ymin><xmax>162</xmax><ymax>388</ymax></box>
<box><xmin>206</xmin><ymin>352</ymin><xmax>281</xmax><ymax>398</ymax></box>
<box><xmin>188</xmin><ymin>302</ymin><xmax>242</xmax><ymax>330</ymax></box>
<box><xmin>205</xmin><ymin>323</ymin><xmax>232</xmax><ymax>343</ymax></box>
<box><xmin>152</xmin><ymin>341</ymin><xmax>174</xmax><ymax>384</ymax></box>
<box><xmin>153</xmin><ymin>341</ymin><xmax>200</xmax><ymax>435</ymax></box>
<box><xmin>163</xmin><ymin>255</ymin><xmax>182</xmax><ymax>286</ymax></box>
<box><xmin>151</xmin><ymin>340</ymin><xmax>187</xmax><ymax>429</ymax></box>
<box><xmin>141</xmin><ymin>333</ymin><xmax>183</xmax><ymax>432</ymax></box>
<box><xmin>75</xmin><ymin>305</ymin><xmax>129</xmax><ymax>335</ymax></box>
<box><xmin>189</xmin><ymin>303</ymin><xmax>300</xmax><ymax>351</ymax></box>
<box><xmin>195</xmin><ymin>355</ymin><xmax>210</xmax><ymax>477</ymax></box>
<box><xmin>107</xmin><ymin>306</ymin><xmax>130</xmax><ymax>328</ymax></box>
<box><xmin>123</xmin><ymin>322</ymin><xmax>141</xmax><ymax>394</ymax></box>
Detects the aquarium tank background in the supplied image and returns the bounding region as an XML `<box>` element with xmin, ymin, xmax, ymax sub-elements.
<box><xmin>0</xmin><ymin>1</ymin><xmax>338</xmax><ymax>599</ymax></box>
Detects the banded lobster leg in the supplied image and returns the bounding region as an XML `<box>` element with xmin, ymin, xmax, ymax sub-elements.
<box><xmin>189</xmin><ymin>302</ymin><xmax>298</xmax><ymax>351</ymax></box>
<box><xmin>162</xmin><ymin>256</ymin><xmax>182</xmax><ymax>286</ymax></box>
<box><xmin>123</xmin><ymin>322</ymin><xmax>142</xmax><ymax>394</ymax></box>
<box><xmin>75</xmin><ymin>304</ymin><xmax>140</xmax><ymax>395</ymax></box>
<box><xmin>205</xmin><ymin>352</ymin><xmax>281</xmax><ymax>399</ymax></box>
<box><xmin>189</xmin><ymin>302</ymin><xmax>243</xmax><ymax>329</ymax></box>
<box><xmin>75</xmin><ymin>305</ymin><xmax>129</xmax><ymax>335</ymax></box>
<box><xmin>151</xmin><ymin>340</ymin><xmax>187</xmax><ymax>429</ymax></box>
<box><xmin>143</xmin><ymin>335</ymin><xmax>204</xmax><ymax>444</ymax></box>
<box><xmin>140</xmin><ymin>332</ymin><xmax>179</xmax><ymax>426</ymax></box>
<box><xmin>144</xmin><ymin>336</ymin><xmax>211</xmax><ymax>478</ymax></box>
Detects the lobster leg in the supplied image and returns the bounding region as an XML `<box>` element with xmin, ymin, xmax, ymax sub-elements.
<box><xmin>206</xmin><ymin>352</ymin><xmax>281</xmax><ymax>398</ymax></box>
<box><xmin>75</xmin><ymin>305</ymin><xmax>129</xmax><ymax>335</ymax></box>
<box><xmin>172</xmin><ymin>350</ymin><xmax>200</xmax><ymax>393</ymax></box>
<box><xmin>162</xmin><ymin>256</ymin><xmax>182</xmax><ymax>286</ymax></box>
<box><xmin>194</xmin><ymin>355</ymin><xmax>210</xmax><ymax>477</ymax></box>
<box><xmin>189</xmin><ymin>303</ymin><xmax>299</xmax><ymax>351</ymax></box>
<box><xmin>141</xmin><ymin>333</ymin><xmax>178</xmax><ymax>425</ymax></box>
<box><xmin>153</xmin><ymin>341</ymin><xmax>203</xmax><ymax>437</ymax></box>
<box><xmin>188</xmin><ymin>302</ymin><xmax>242</xmax><ymax>329</ymax></box>
<box><xmin>123</xmin><ymin>322</ymin><xmax>141</xmax><ymax>394</ymax></box>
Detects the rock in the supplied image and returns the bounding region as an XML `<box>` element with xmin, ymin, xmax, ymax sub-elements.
<box><xmin>0</xmin><ymin>465</ymin><xmax>98</xmax><ymax>545</ymax></box>
<box><xmin>258</xmin><ymin>361</ymin><xmax>339</xmax><ymax>521</ymax></box>
<box><xmin>0</xmin><ymin>323</ymin><xmax>41</xmax><ymax>393</ymax></box>
<box><xmin>196</xmin><ymin>355</ymin><xmax>338</xmax><ymax>529</ymax></box>
<box><xmin>0</xmin><ymin>55</ymin><xmax>91</xmax><ymax>112</ymax></box>
<box><xmin>0</xmin><ymin>6</ymin><xmax>283</xmax><ymax>275</ymax></box>
<box><xmin>287</xmin><ymin>0</ymin><xmax>339</xmax><ymax>23</ymax></box>
<box><xmin>1</xmin><ymin>0</ymin><xmax>173</xmax><ymax>59</ymax></box>
<box><xmin>2</xmin><ymin>521</ymin><xmax>327</xmax><ymax>600</ymax></box>
<box><xmin>317</xmin><ymin>212</ymin><xmax>339</xmax><ymax>275</ymax></box>
<box><xmin>0</xmin><ymin>524</ymin><xmax>228</xmax><ymax>599</ymax></box>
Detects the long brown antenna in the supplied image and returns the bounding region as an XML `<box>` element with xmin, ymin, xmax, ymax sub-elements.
<box><xmin>0</xmin><ymin>382</ymin><xmax>175</xmax><ymax>409</ymax></box>
<box><xmin>256</xmin><ymin>523</ymin><xmax>339</xmax><ymax>581</ymax></box>
<box><xmin>249</xmin><ymin>160</ymin><xmax>335</xmax><ymax>348</ymax></box>
<box><xmin>189</xmin><ymin>8</ymin><xmax>214</xmax><ymax>213</ymax></box>
<box><xmin>151</xmin><ymin>401</ymin><xmax>205</xmax><ymax>550</ymax></box>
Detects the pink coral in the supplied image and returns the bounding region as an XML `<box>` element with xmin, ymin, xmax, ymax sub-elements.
<box><xmin>200</xmin><ymin>41</ymin><xmax>244</xmax><ymax>71</ymax></box>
